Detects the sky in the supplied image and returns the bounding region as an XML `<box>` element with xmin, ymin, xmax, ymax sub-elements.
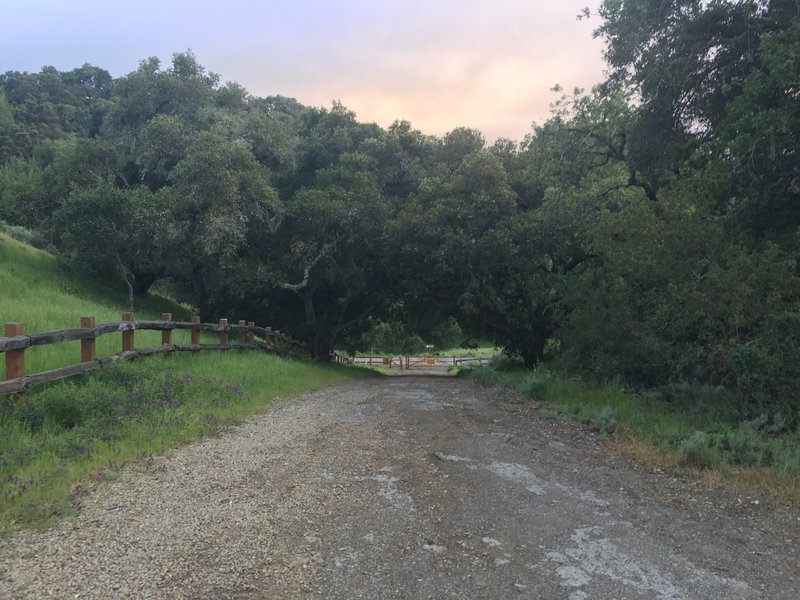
<box><xmin>0</xmin><ymin>0</ymin><xmax>607</xmax><ymax>142</ymax></box>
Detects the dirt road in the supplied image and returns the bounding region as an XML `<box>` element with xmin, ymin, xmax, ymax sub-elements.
<box><xmin>1</xmin><ymin>377</ymin><xmax>798</xmax><ymax>598</ymax></box>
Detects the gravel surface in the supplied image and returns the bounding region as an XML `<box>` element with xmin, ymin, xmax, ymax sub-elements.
<box><xmin>1</xmin><ymin>376</ymin><xmax>798</xmax><ymax>598</ymax></box>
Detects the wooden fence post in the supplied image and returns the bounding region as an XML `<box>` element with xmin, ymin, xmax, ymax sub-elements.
<box><xmin>247</xmin><ymin>322</ymin><xmax>255</xmax><ymax>345</ymax></box>
<box><xmin>191</xmin><ymin>316</ymin><xmax>200</xmax><ymax>345</ymax></box>
<box><xmin>265</xmin><ymin>326</ymin><xmax>273</xmax><ymax>347</ymax></box>
<box><xmin>238</xmin><ymin>320</ymin><xmax>246</xmax><ymax>349</ymax></box>
<box><xmin>4</xmin><ymin>322</ymin><xmax>25</xmax><ymax>380</ymax></box>
<box><xmin>80</xmin><ymin>316</ymin><xmax>96</xmax><ymax>363</ymax></box>
<box><xmin>161</xmin><ymin>313</ymin><xmax>172</xmax><ymax>359</ymax></box>
<box><xmin>219</xmin><ymin>318</ymin><xmax>228</xmax><ymax>347</ymax></box>
<box><xmin>274</xmin><ymin>331</ymin><xmax>282</xmax><ymax>353</ymax></box>
<box><xmin>122</xmin><ymin>312</ymin><xmax>135</xmax><ymax>352</ymax></box>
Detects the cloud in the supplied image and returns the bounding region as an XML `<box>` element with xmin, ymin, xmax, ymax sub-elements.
<box><xmin>229</xmin><ymin>0</ymin><xmax>607</xmax><ymax>140</ymax></box>
<box><xmin>0</xmin><ymin>0</ymin><xmax>607</xmax><ymax>141</ymax></box>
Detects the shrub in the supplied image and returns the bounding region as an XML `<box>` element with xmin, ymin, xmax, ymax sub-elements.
<box><xmin>515</xmin><ymin>368</ymin><xmax>556</xmax><ymax>400</ymax></box>
<box><xmin>471</xmin><ymin>365</ymin><xmax>500</xmax><ymax>387</ymax></box>
<box><xmin>721</xmin><ymin>426</ymin><xmax>768</xmax><ymax>467</ymax></box>
<box><xmin>679</xmin><ymin>431</ymin><xmax>720</xmax><ymax>467</ymax></box>
<box><xmin>401</xmin><ymin>334</ymin><xmax>426</xmax><ymax>355</ymax></box>
<box><xmin>430</xmin><ymin>317</ymin><xmax>463</xmax><ymax>349</ymax></box>
<box><xmin>0</xmin><ymin>221</ymin><xmax>47</xmax><ymax>249</ymax></box>
<box><xmin>488</xmin><ymin>354</ymin><xmax>524</xmax><ymax>372</ymax></box>
<box><xmin>592</xmin><ymin>406</ymin><xmax>619</xmax><ymax>436</ymax></box>
<box><xmin>556</xmin><ymin>403</ymin><xmax>579</xmax><ymax>416</ymax></box>
<box><xmin>775</xmin><ymin>441</ymin><xmax>800</xmax><ymax>482</ymax></box>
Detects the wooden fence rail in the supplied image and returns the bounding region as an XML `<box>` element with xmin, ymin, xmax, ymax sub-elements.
<box><xmin>0</xmin><ymin>314</ymin><xmax>309</xmax><ymax>396</ymax></box>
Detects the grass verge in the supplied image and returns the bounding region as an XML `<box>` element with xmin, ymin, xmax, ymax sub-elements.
<box><xmin>0</xmin><ymin>351</ymin><xmax>375</xmax><ymax>532</ymax></box>
<box><xmin>463</xmin><ymin>364</ymin><xmax>800</xmax><ymax>502</ymax></box>
<box><xmin>430</xmin><ymin>344</ymin><xmax>498</xmax><ymax>358</ymax></box>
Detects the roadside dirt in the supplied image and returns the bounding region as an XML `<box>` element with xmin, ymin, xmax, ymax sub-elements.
<box><xmin>1</xmin><ymin>376</ymin><xmax>798</xmax><ymax>598</ymax></box>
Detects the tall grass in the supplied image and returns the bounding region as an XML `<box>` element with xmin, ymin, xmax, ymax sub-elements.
<box><xmin>0</xmin><ymin>352</ymin><xmax>375</xmax><ymax>530</ymax></box>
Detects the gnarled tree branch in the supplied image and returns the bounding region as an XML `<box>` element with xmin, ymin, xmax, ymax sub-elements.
<box><xmin>280</xmin><ymin>236</ymin><xmax>340</xmax><ymax>293</ymax></box>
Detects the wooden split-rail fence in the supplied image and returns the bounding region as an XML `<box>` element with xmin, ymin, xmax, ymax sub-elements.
<box><xmin>0</xmin><ymin>313</ymin><xmax>310</xmax><ymax>396</ymax></box>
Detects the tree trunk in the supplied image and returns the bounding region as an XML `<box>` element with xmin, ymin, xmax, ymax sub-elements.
<box><xmin>115</xmin><ymin>257</ymin><xmax>135</xmax><ymax>313</ymax></box>
<box><xmin>192</xmin><ymin>265</ymin><xmax>210</xmax><ymax>313</ymax></box>
<box><xmin>519</xmin><ymin>332</ymin><xmax>547</xmax><ymax>370</ymax></box>
<box><xmin>303</xmin><ymin>289</ymin><xmax>316</xmax><ymax>326</ymax></box>
<box><xmin>132</xmin><ymin>271</ymin><xmax>158</xmax><ymax>296</ymax></box>
<box><xmin>312</xmin><ymin>336</ymin><xmax>332</xmax><ymax>361</ymax></box>
<box><xmin>124</xmin><ymin>277</ymin><xmax>134</xmax><ymax>313</ymax></box>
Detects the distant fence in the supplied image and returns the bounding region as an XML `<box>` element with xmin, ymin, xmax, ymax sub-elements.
<box><xmin>0</xmin><ymin>313</ymin><xmax>309</xmax><ymax>396</ymax></box>
<box><xmin>332</xmin><ymin>354</ymin><xmax>491</xmax><ymax>370</ymax></box>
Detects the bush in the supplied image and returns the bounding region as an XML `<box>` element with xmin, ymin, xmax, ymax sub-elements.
<box><xmin>721</xmin><ymin>426</ymin><xmax>768</xmax><ymax>467</ymax></box>
<box><xmin>471</xmin><ymin>365</ymin><xmax>500</xmax><ymax>387</ymax></box>
<box><xmin>556</xmin><ymin>403</ymin><xmax>580</xmax><ymax>416</ymax></box>
<box><xmin>775</xmin><ymin>441</ymin><xmax>800</xmax><ymax>482</ymax></box>
<box><xmin>514</xmin><ymin>368</ymin><xmax>556</xmax><ymax>400</ymax></box>
<box><xmin>488</xmin><ymin>354</ymin><xmax>525</xmax><ymax>372</ymax></box>
<box><xmin>679</xmin><ymin>431</ymin><xmax>720</xmax><ymax>467</ymax></box>
<box><xmin>0</xmin><ymin>221</ymin><xmax>47</xmax><ymax>249</ymax></box>
<box><xmin>430</xmin><ymin>317</ymin><xmax>463</xmax><ymax>349</ymax></box>
<box><xmin>592</xmin><ymin>406</ymin><xmax>619</xmax><ymax>436</ymax></box>
<box><xmin>401</xmin><ymin>334</ymin><xmax>426</xmax><ymax>355</ymax></box>
<box><xmin>354</xmin><ymin>318</ymin><xmax>427</xmax><ymax>355</ymax></box>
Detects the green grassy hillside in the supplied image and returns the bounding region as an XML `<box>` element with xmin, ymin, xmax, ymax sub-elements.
<box><xmin>0</xmin><ymin>232</ymin><xmax>374</xmax><ymax>530</ymax></box>
<box><xmin>0</xmin><ymin>231</ymin><xmax>191</xmax><ymax>377</ymax></box>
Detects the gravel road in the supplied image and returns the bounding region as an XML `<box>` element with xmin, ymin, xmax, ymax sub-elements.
<box><xmin>1</xmin><ymin>376</ymin><xmax>798</xmax><ymax>598</ymax></box>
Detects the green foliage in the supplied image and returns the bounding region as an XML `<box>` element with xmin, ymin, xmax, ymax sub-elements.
<box><xmin>265</xmin><ymin>147</ymin><xmax>390</xmax><ymax>358</ymax></box>
<box><xmin>597</xmin><ymin>0</ymin><xmax>800</xmax><ymax>248</ymax></box>
<box><xmin>470</xmin><ymin>365</ymin><xmax>500</xmax><ymax>387</ymax></box>
<box><xmin>679</xmin><ymin>432</ymin><xmax>720</xmax><ymax>468</ymax></box>
<box><xmin>715</xmin><ymin>17</ymin><xmax>800</xmax><ymax>240</ymax></box>
<box><xmin>0</xmin><ymin>64</ymin><xmax>112</xmax><ymax>157</ymax></box>
<box><xmin>488</xmin><ymin>354</ymin><xmax>526</xmax><ymax>372</ymax></box>
<box><xmin>430</xmin><ymin>317</ymin><xmax>463</xmax><ymax>349</ymax></box>
<box><xmin>353</xmin><ymin>318</ymin><xmax>426</xmax><ymax>355</ymax></box>
<box><xmin>513</xmin><ymin>367</ymin><xmax>557</xmax><ymax>399</ymax></box>
<box><xmin>591</xmin><ymin>406</ymin><xmax>619</xmax><ymax>436</ymax></box>
<box><xmin>0</xmin><ymin>157</ymin><xmax>45</xmax><ymax>224</ymax></box>
<box><xmin>558</xmin><ymin>193</ymin><xmax>800</xmax><ymax>401</ymax></box>
<box><xmin>0</xmin><ymin>221</ymin><xmax>47</xmax><ymax>249</ymax></box>
<box><xmin>0</xmin><ymin>91</ymin><xmax>12</xmax><ymax>136</ymax></box>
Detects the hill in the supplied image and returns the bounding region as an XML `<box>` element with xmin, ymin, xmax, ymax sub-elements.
<box><xmin>0</xmin><ymin>229</ymin><xmax>191</xmax><ymax>376</ymax></box>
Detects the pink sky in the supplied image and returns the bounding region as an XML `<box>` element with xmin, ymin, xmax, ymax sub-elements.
<box><xmin>0</xmin><ymin>0</ymin><xmax>606</xmax><ymax>142</ymax></box>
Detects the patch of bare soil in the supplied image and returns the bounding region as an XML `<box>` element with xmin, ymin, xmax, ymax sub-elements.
<box><xmin>1</xmin><ymin>377</ymin><xmax>797</xmax><ymax>598</ymax></box>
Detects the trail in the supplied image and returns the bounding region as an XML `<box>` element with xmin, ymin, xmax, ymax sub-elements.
<box><xmin>1</xmin><ymin>377</ymin><xmax>798</xmax><ymax>598</ymax></box>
